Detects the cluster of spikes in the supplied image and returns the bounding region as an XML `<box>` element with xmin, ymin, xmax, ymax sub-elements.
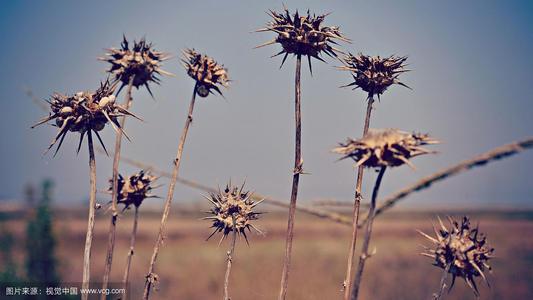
<box><xmin>203</xmin><ymin>182</ymin><xmax>263</xmax><ymax>244</ymax></box>
<box><xmin>256</xmin><ymin>6</ymin><xmax>350</xmax><ymax>73</ymax></box>
<box><xmin>109</xmin><ymin>170</ymin><xmax>159</xmax><ymax>211</ymax></box>
<box><xmin>333</xmin><ymin>128</ymin><xmax>439</xmax><ymax>169</ymax></box>
<box><xmin>100</xmin><ymin>35</ymin><xmax>171</xmax><ymax>96</ymax></box>
<box><xmin>32</xmin><ymin>79</ymin><xmax>141</xmax><ymax>156</ymax></box>
<box><xmin>339</xmin><ymin>53</ymin><xmax>409</xmax><ymax>99</ymax></box>
<box><xmin>181</xmin><ymin>48</ymin><xmax>229</xmax><ymax>98</ymax></box>
<box><xmin>419</xmin><ymin>216</ymin><xmax>494</xmax><ymax>296</ymax></box>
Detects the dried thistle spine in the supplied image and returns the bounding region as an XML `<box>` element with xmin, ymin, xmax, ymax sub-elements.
<box><xmin>419</xmin><ymin>216</ymin><xmax>494</xmax><ymax>297</ymax></box>
<box><xmin>181</xmin><ymin>48</ymin><xmax>229</xmax><ymax>97</ymax></box>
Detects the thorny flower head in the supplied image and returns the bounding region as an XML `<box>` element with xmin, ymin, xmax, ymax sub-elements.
<box><xmin>109</xmin><ymin>170</ymin><xmax>159</xmax><ymax>211</ymax></box>
<box><xmin>419</xmin><ymin>216</ymin><xmax>494</xmax><ymax>296</ymax></box>
<box><xmin>32</xmin><ymin>79</ymin><xmax>141</xmax><ymax>156</ymax></box>
<box><xmin>181</xmin><ymin>48</ymin><xmax>229</xmax><ymax>98</ymax></box>
<box><xmin>204</xmin><ymin>182</ymin><xmax>263</xmax><ymax>244</ymax></box>
<box><xmin>256</xmin><ymin>6</ymin><xmax>350</xmax><ymax>73</ymax></box>
<box><xmin>101</xmin><ymin>36</ymin><xmax>171</xmax><ymax>96</ymax></box>
<box><xmin>339</xmin><ymin>53</ymin><xmax>409</xmax><ymax>99</ymax></box>
<box><xmin>333</xmin><ymin>128</ymin><xmax>438</xmax><ymax>169</ymax></box>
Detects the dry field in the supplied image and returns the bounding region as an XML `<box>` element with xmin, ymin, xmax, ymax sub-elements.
<box><xmin>1</xmin><ymin>207</ymin><xmax>532</xmax><ymax>300</ymax></box>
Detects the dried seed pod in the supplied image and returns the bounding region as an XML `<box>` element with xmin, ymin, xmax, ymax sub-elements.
<box><xmin>100</xmin><ymin>36</ymin><xmax>171</xmax><ymax>96</ymax></box>
<box><xmin>333</xmin><ymin>128</ymin><xmax>439</xmax><ymax>168</ymax></box>
<box><xmin>109</xmin><ymin>170</ymin><xmax>159</xmax><ymax>210</ymax></box>
<box><xmin>181</xmin><ymin>49</ymin><xmax>229</xmax><ymax>97</ymax></box>
<box><xmin>339</xmin><ymin>53</ymin><xmax>409</xmax><ymax>99</ymax></box>
<box><xmin>32</xmin><ymin>79</ymin><xmax>141</xmax><ymax>156</ymax></box>
<box><xmin>256</xmin><ymin>6</ymin><xmax>350</xmax><ymax>71</ymax></box>
<box><xmin>204</xmin><ymin>182</ymin><xmax>263</xmax><ymax>244</ymax></box>
<box><xmin>419</xmin><ymin>216</ymin><xmax>494</xmax><ymax>296</ymax></box>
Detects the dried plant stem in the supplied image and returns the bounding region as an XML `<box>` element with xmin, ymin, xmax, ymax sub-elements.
<box><xmin>433</xmin><ymin>264</ymin><xmax>450</xmax><ymax>300</ymax></box>
<box><xmin>111</xmin><ymin>151</ymin><xmax>352</xmax><ymax>225</ymax></box>
<box><xmin>122</xmin><ymin>206</ymin><xmax>139</xmax><ymax>299</ymax></box>
<box><xmin>278</xmin><ymin>55</ymin><xmax>302</xmax><ymax>300</ymax></box>
<box><xmin>363</xmin><ymin>137</ymin><xmax>533</xmax><ymax>224</ymax></box>
<box><xmin>343</xmin><ymin>97</ymin><xmax>374</xmax><ymax>299</ymax></box>
<box><xmin>101</xmin><ymin>78</ymin><xmax>134</xmax><ymax>297</ymax></box>
<box><xmin>143</xmin><ymin>84</ymin><xmax>198</xmax><ymax>300</ymax></box>
<box><xmin>223</xmin><ymin>215</ymin><xmax>237</xmax><ymax>300</ymax></box>
<box><xmin>82</xmin><ymin>131</ymin><xmax>97</xmax><ymax>300</ymax></box>
<box><xmin>351</xmin><ymin>166</ymin><xmax>386</xmax><ymax>300</ymax></box>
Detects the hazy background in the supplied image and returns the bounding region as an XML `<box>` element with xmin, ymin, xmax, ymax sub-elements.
<box><xmin>1</xmin><ymin>0</ymin><xmax>532</xmax><ymax>209</ymax></box>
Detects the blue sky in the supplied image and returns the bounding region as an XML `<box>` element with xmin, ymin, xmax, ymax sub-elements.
<box><xmin>1</xmin><ymin>0</ymin><xmax>532</xmax><ymax>208</ymax></box>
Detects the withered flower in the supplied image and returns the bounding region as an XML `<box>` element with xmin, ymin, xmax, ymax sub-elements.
<box><xmin>101</xmin><ymin>36</ymin><xmax>171</xmax><ymax>96</ymax></box>
<box><xmin>339</xmin><ymin>53</ymin><xmax>409</xmax><ymax>99</ymax></box>
<box><xmin>419</xmin><ymin>216</ymin><xmax>494</xmax><ymax>296</ymax></box>
<box><xmin>256</xmin><ymin>6</ymin><xmax>350</xmax><ymax>72</ymax></box>
<box><xmin>333</xmin><ymin>128</ymin><xmax>438</xmax><ymax>169</ymax></box>
<box><xmin>181</xmin><ymin>48</ymin><xmax>229</xmax><ymax>97</ymax></box>
<box><xmin>32</xmin><ymin>79</ymin><xmax>140</xmax><ymax>156</ymax></box>
<box><xmin>110</xmin><ymin>170</ymin><xmax>159</xmax><ymax>211</ymax></box>
<box><xmin>204</xmin><ymin>182</ymin><xmax>263</xmax><ymax>244</ymax></box>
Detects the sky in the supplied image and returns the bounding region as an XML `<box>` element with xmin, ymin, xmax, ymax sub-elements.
<box><xmin>1</xmin><ymin>0</ymin><xmax>532</xmax><ymax>209</ymax></box>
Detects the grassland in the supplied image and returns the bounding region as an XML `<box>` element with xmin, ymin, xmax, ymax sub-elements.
<box><xmin>1</xmin><ymin>207</ymin><xmax>532</xmax><ymax>299</ymax></box>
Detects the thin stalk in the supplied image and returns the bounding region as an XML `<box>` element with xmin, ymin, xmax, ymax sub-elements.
<box><xmin>343</xmin><ymin>97</ymin><xmax>374</xmax><ymax>299</ymax></box>
<box><xmin>143</xmin><ymin>84</ymin><xmax>198</xmax><ymax>300</ymax></box>
<box><xmin>82</xmin><ymin>130</ymin><xmax>97</xmax><ymax>300</ymax></box>
<box><xmin>350</xmin><ymin>166</ymin><xmax>386</xmax><ymax>300</ymax></box>
<box><xmin>278</xmin><ymin>54</ymin><xmax>302</xmax><ymax>300</ymax></box>
<box><xmin>122</xmin><ymin>205</ymin><xmax>139</xmax><ymax>299</ymax></box>
<box><xmin>101</xmin><ymin>78</ymin><xmax>134</xmax><ymax>297</ymax></box>
<box><xmin>433</xmin><ymin>264</ymin><xmax>450</xmax><ymax>300</ymax></box>
<box><xmin>223</xmin><ymin>215</ymin><xmax>237</xmax><ymax>300</ymax></box>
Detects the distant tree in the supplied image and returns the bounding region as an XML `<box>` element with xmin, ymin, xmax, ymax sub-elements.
<box><xmin>25</xmin><ymin>179</ymin><xmax>60</xmax><ymax>285</ymax></box>
<box><xmin>0</xmin><ymin>226</ymin><xmax>20</xmax><ymax>283</ymax></box>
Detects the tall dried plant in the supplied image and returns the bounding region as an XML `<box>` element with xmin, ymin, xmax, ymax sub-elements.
<box><xmin>99</xmin><ymin>36</ymin><xmax>170</xmax><ymax>295</ymax></box>
<box><xmin>143</xmin><ymin>49</ymin><xmax>229</xmax><ymax>299</ymax></box>
<box><xmin>419</xmin><ymin>216</ymin><xmax>494</xmax><ymax>299</ymax></box>
<box><xmin>203</xmin><ymin>182</ymin><xmax>263</xmax><ymax>300</ymax></box>
<box><xmin>256</xmin><ymin>7</ymin><xmax>348</xmax><ymax>299</ymax></box>
<box><xmin>337</xmin><ymin>53</ymin><xmax>408</xmax><ymax>299</ymax></box>
<box><xmin>106</xmin><ymin>170</ymin><xmax>159</xmax><ymax>299</ymax></box>
<box><xmin>32</xmin><ymin>79</ymin><xmax>139</xmax><ymax>299</ymax></box>
<box><xmin>334</xmin><ymin>128</ymin><xmax>438</xmax><ymax>299</ymax></box>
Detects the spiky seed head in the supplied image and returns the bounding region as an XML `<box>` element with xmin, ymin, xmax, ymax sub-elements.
<box><xmin>256</xmin><ymin>7</ymin><xmax>350</xmax><ymax>71</ymax></box>
<box><xmin>419</xmin><ymin>216</ymin><xmax>494</xmax><ymax>296</ymax></box>
<box><xmin>101</xmin><ymin>36</ymin><xmax>171</xmax><ymax>95</ymax></box>
<box><xmin>204</xmin><ymin>182</ymin><xmax>262</xmax><ymax>244</ymax></box>
<box><xmin>109</xmin><ymin>170</ymin><xmax>158</xmax><ymax>210</ymax></box>
<box><xmin>181</xmin><ymin>49</ymin><xmax>229</xmax><ymax>98</ymax></box>
<box><xmin>32</xmin><ymin>79</ymin><xmax>140</xmax><ymax>156</ymax></box>
<box><xmin>333</xmin><ymin>128</ymin><xmax>438</xmax><ymax>168</ymax></box>
<box><xmin>339</xmin><ymin>53</ymin><xmax>409</xmax><ymax>99</ymax></box>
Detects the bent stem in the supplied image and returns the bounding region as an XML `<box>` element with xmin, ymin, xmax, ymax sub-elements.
<box><xmin>350</xmin><ymin>166</ymin><xmax>386</xmax><ymax>300</ymax></box>
<box><xmin>102</xmin><ymin>78</ymin><xmax>134</xmax><ymax>297</ymax></box>
<box><xmin>278</xmin><ymin>54</ymin><xmax>302</xmax><ymax>300</ymax></box>
<box><xmin>223</xmin><ymin>215</ymin><xmax>237</xmax><ymax>300</ymax></box>
<box><xmin>433</xmin><ymin>264</ymin><xmax>450</xmax><ymax>300</ymax></box>
<box><xmin>143</xmin><ymin>84</ymin><xmax>198</xmax><ymax>300</ymax></box>
<box><xmin>122</xmin><ymin>206</ymin><xmax>139</xmax><ymax>299</ymax></box>
<box><xmin>343</xmin><ymin>97</ymin><xmax>374</xmax><ymax>299</ymax></box>
<box><xmin>82</xmin><ymin>131</ymin><xmax>97</xmax><ymax>300</ymax></box>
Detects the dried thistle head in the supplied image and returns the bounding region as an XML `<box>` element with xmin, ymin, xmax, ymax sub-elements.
<box><xmin>339</xmin><ymin>53</ymin><xmax>409</xmax><ymax>99</ymax></box>
<box><xmin>419</xmin><ymin>216</ymin><xmax>494</xmax><ymax>296</ymax></box>
<box><xmin>181</xmin><ymin>48</ymin><xmax>229</xmax><ymax>97</ymax></box>
<box><xmin>101</xmin><ymin>36</ymin><xmax>171</xmax><ymax>96</ymax></box>
<box><xmin>204</xmin><ymin>182</ymin><xmax>263</xmax><ymax>244</ymax></box>
<box><xmin>256</xmin><ymin>6</ymin><xmax>350</xmax><ymax>72</ymax></box>
<box><xmin>32</xmin><ymin>79</ymin><xmax>141</xmax><ymax>156</ymax></box>
<box><xmin>333</xmin><ymin>128</ymin><xmax>438</xmax><ymax>169</ymax></box>
<box><xmin>109</xmin><ymin>170</ymin><xmax>159</xmax><ymax>210</ymax></box>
